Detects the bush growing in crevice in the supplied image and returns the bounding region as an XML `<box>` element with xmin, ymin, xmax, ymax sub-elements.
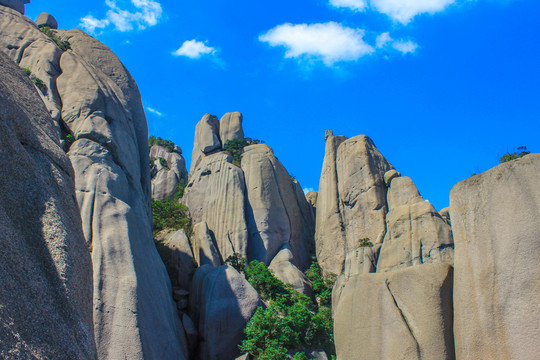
<box><xmin>159</xmin><ymin>157</ymin><xmax>169</xmax><ymax>169</ymax></box>
<box><xmin>41</xmin><ymin>26</ymin><xmax>70</xmax><ymax>51</ymax></box>
<box><xmin>356</xmin><ymin>237</ymin><xmax>374</xmax><ymax>248</ymax></box>
<box><xmin>239</xmin><ymin>259</ymin><xmax>336</xmax><ymax>359</ymax></box>
<box><xmin>149</xmin><ymin>136</ymin><xmax>175</xmax><ymax>152</ymax></box>
<box><xmin>223</xmin><ymin>138</ymin><xmax>264</xmax><ymax>167</ymax></box>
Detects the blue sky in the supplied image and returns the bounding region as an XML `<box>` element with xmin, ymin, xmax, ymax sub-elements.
<box><xmin>26</xmin><ymin>0</ymin><xmax>540</xmax><ymax>210</ymax></box>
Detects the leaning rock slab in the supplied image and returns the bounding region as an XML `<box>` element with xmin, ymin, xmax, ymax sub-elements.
<box><xmin>334</xmin><ymin>263</ymin><xmax>454</xmax><ymax>360</ymax></box>
<box><xmin>269</xmin><ymin>246</ymin><xmax>314</xmax><ymax>296</ymax></box>
<box><xmin>219</xmin><ymin>111</ymin><xmax>244</xmax><ymax>144</ymax></box>
<box><xmin>191</xmin><ymin>114</ymin><xmax>221</xmax><ymax>172</ymax></box>
<box><xmin>450</xmin><ymin>154</ymin><xmax>540</xmax><ymax>360</ymax></box>
<box><xmin>191</xmin><ymin>222</ymin><xmax>223</xmax><ymax>267</ymax></box>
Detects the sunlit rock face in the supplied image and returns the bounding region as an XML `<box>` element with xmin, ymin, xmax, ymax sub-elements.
<box><xmin>0</xmin><ymin>9</ymin><xmax>188</xmax><ymax>359</ymax></box>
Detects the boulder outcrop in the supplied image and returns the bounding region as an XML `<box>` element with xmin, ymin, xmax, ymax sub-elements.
<box><xmin>315</xmin><ymin>134</ymin><xmax>393</xmax><ymax>276</ymax></box>
<box><xmin>269</xmin><ymin>246</ymin><xmax>314</xmax><ymax>296</ymax></box>
<box><xmin>219</xmin><ymin>111</ymin><xmax>244</xmax><ymax>144</ymax></box>
<box><xmin>191</xmin><ymin>222</ymin><xmax>223</xmax><ymax>267</ymax></box>
<box><xmin>191</xmin><ymin>114</ymin><xmax>221</xmax><ymax>172</ymax></box>
<box><xmin>150</xmin><ymin>144</ymin><xmax>188</xmax><ymax>200</ymax></box>
<box><xmin>183</xmin><ymin>152</ymin><xmax>249</xmax><ymax>262</ymax></box>
<box><xmin>191</xmin><ymin>265</ymin><xmax>262</xmax><ymax>360</ymax></box>
<box><xmin>377</xmin><ymin>176</ymin><xmax>454</xmax><ymax>272</ymax></box>
<box><xmin>0</xmin><ymin>0</ymin><xmax>28</xmax><ymax>14</ymax></box>
<box><xmin>160</xmin><ymin>229</ymin><xmax>197</xmax><ymax>291</ymax></box>
<box><xmin>450</xmin><ymin>154</ymin><xmax>540</xmax><ymax>360</ymax></box>
<box><xmin>334</xmin><ymin>264</ymin><xmax>455</xmax><ymax>360</ymax></box>
<box><xmin>36</xmin><ymin>12</ymin><xmax>57</xmax><ymax>29</ymax></box>
<box><xmin>0</xmin><ymin>50</ymin><xmax>95</xmax><ymax>359</ymax></box>
<box><xmin>0</xmin><ymin>10</ymin><xmax>188</xmax><ymax>359</ymax></box>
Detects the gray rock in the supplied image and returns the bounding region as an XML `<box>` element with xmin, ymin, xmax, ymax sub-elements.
<box><xmin>450</xmin><ymin>154</ymin><xmax>540</xmax><ymax>360</ymax></box>
<box><xmin>182</xmin><ymin>313</ymin><xmax>198</xmax><ymax>354</ymax></box>
<box><xmin>384</xmin><ymin>169</ymin><xmax>401</xmax><ymax>187</ymax></box>
<box><xmin>439</xmin><ymin>207</ymin><xmax>451</xmax><ymax>226</ymax></box>
<box><xmin>161</xmin><ymin>229</ymin><xmax>197</xmax><ymax>291</ymax></box>
<box><xmin>0</xmin><ymin>0</ymin><xmax>28</xmax><ymax>14</ymax></box>
<box><xmin>242</xmin><ymin>144</ymin><xmax>315</xmax><ymax>270</ymax></box>
<box><xmin>269</xmin><ymin>246</ymin><xmax>314</xmax><ymax>296</ymax></box>
<box><xmin>183</xmin><ymin>152</ymin><xmax>249</xmax><ymax>262</ymax></box>
<box><xmin>377</xmin><ymin>176</ymin><xmax>454</xmax><ymax>272</ymax></box>
<box><xmin>343</xmin><ymin>244</ymin><xmax>381</xmax><ymax>279</ymax></box>
<box><xmin>191</xmin><ymin>113</ymin><xmax>221</xmax><ymax>172</ymax></box>
<box><xmin>334</xmin><ymin>264</ymin><xmax>454</xmax><ymax>360</ymax></box>
<box><xmin>194</xmin><ymin>265</ymin><xmax>262</xmax><ymax>360</ymax></box>
<box><xmin>150</xmin><ymin>144</ymin><xmax>188</xmax><ymax>200</ymax></box>
<box><xmin>36</xmin><ymin>12</ymin><xmax>58</xmax><ymax>29</ymax></box>
<box><xmin>191</xmin><ymin>222</ymin><xmax>223</xmax><ymax>267</ymax></box>
<box><xmin>316</xmin><ymin>134</ymin><xmax>393</xmax><ymax>276</ymax></box>
<box><xmin>219</xmin><ymin>111</ymin><xmax>244</xmax><ymax>144</ymax></box>
<box><xmin>0</xmin><ymin>50</ymin><xmax>96</xmax><ymax>359</ymax></box>
<box><xmin>305</xmin><ymin>190</ymin><xmax>318</xmax><ymax>207</ymax></box>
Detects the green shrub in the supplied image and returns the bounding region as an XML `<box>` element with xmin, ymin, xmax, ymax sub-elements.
<box><xmin>41</xmin><ymin>26</ymin><xmax>71</xmax><ymax>51</ymax></box>
<box><xmin>240</xmin><ymin>259</ymin><xmax>336</xmax><ymax>359</ymax></box>
<box><xmin>223</xmin><ymin>138</ymin><xmax>263</xmax><ymax>167</ymax></box>
<box><xmin>225</xmin><ymin>252</ymin><xmax>246</xmax><ymax>274</ymax></box>
<box><xmin>21</xmin><ymin>66</ymin><xmax>31</xmax><ymax>76</ymax></box>
<box><xmin>305</xmin><ymin>258</ymin><xmax>336</xmax><ymax>307</ymax></box>
<box><xmin>31</xmin><ymin>75</ymin><xmax>46</xmax><ymax>91</ymax></box>
<box><xmin>152</xmin><ymin>199</ymin><xmax>191</xmax><ymax>236</ymax></box>
<box><xmin>357</xmin><ymin>237</ymin><xmax>374</xmax><ymax>248</ymax></box>
<box><xmin>159</xmin><ymin>157</ymin><xmax>169</xmax><ymax>169</ymax></box>
<box><xmin>173</xmin><ymin>179</ymin><xmax>187</xmax><ymax>201</ymax></box>
<box><xmin>500</xmin><ymin>146</ymin><xmax>531</xmax><ymax>163</ymax></box>
<box><xmin>149</xmin><ymin>136</ymin><xmax>175</xmax><ymax>152</ymax></box>
<box><xmin>293</xmin><ymin>353</ymin><xmax>309</xmax><ymax>360</ymax></box>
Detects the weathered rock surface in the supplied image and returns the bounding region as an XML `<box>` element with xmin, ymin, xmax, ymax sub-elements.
<box><xmin>242</xmin><ymin>144</ymin><xmax>315</xmax><ymax>270</ymax></box>
<box><xmin>306</xmin><ymin>190</ymin><xmax>318</xmax><ymax>207</ymax></box>
<box><xmin>193</xmin><ymin>265</ymin><xmax>262</xmax><ymax>360</ymax></box>
<box><xmin>191</xmin><ymin>222</ymin><xmax>223</xmax><ymax>267</ymax></box>
<box><xmin>219</xmin><ymin>111</ymin><xmax>244</xmax><ymax>144</ymax></box>
<box><xmin>0</xmin><ymin>0</ymin><xmax>28</xmax><ymax>14</ymax></box>
<box><xmin>0</xmin><ymin>50</ymin><xmax>95</xmax><ymax>359</ymax></box>
<box><xmin>150</xmin><ymin>144</ymin><xmax>188</xmax><ymax>200</ymax></box>
<box><xmin>0</xmin><ymin>11</ymin><xmax>187</xmax><ymax>359</ymax></box>
<box><xmin>269</xmin><ymin>246</ymin><xmax>313</xmax><ymax>296</ymax></box>
<box><xmin>377</xmin><ymin>176</ymin><xmax>454</xmax><ymax>272</ymax></box>
<box><xmin>439</xmin><ymin>207</ymin><xmax>451</xmax><ymax>226</ymax></box>
<box><xmin>450</xmin><ymin>154</ymin><xmax>540</xmax><ymax>360</ymax></box>
<box><xmin>36</xmin><ymin>12</ymin><xmax>57</xmax><ymax>29</ymax></box>
<box><xmin>184</xmin><ymin>152</ymin><xmax>249</xmax><ymax>261</ymax></box>
<box><xmin>334</xmin><ymin>263</ymin><xmax>454</xmax><ymax>360</ymax></box>
<box><xmin>160</xmin><ymin>229</ymin><xmax>197</xmax><ymax>291</ymax></box>
<box><xmin>316</xmin><ymin>134</ymin><xmax>393</xmax><ymax>276</ymax></box>
<box><xmin>191</xmin><ymin>114</ymin><xmax>221</xmax><ymax>172</ymax></box>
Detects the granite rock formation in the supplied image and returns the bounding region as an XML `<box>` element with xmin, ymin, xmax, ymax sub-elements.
<box><xmin>450</xmin><ymin>154</ymin><xmax>540</xmax><ymax>360</ymax></box>
<box><xmin>0</xmin><ymin>48</ymin><xmax>95</xmax><ymax>360</ymax></box>
<box><xmin>150</xmin><ymin>144</ymin><xmax>188</xmax><ymax>200</ymax></box>
<box><xmin>0</xmin><ymin>8</ymin><xmax>188</xmax><ymax>359</ymax></box>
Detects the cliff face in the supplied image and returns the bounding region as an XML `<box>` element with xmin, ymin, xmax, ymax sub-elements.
<box><xmin>0</xmin><ymin>5</ymin><xmax>187</xmax><ymax>359</ymax></box>
<box><xmin>0</xmin><ymin>49</ymin><xmax>95</xmax><ymax>359</ymax></box>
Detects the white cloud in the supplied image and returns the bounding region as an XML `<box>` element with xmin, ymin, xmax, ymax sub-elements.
<box><xmin>303</xmin><ymin>187</ymin><xmax>315</xmax><ymax>194</ymax></box>
<box><xmin>329</xmin><ymin>0</ymin><xmax>367</xmax><ymax>11</ymax></box>
<box><xmin>329</xmin><ymin>0</ymin><xmax>456</xmax><ymax>24</ymax></box>
<box><xmin>80</xmin><ymin>0</ymin><xmax>163</xmax><ymax>34</ymax></box>
<box><xmin>371</xmin><ymin>0</ymin><xmax>456</xmax><ymax>24</ymax></box>
<box><xmin>172</xmin><ymin>40</ymin><xmax>217</xmax><ymax>59</ymax></box>
<box><xmin>392</xmin><ymin>39</ymin><xmax>419</xmax><ymax>54</ymax></box>
<box><xmin>146</xmin><ymin>107</ymin><xmax>163</xmax><ymax>116</ymax></box>
<box><xmin>259</xmin><ymin>22</ymin><xmax>375</xmax><ymax>66</ymax></box>
<box><xmin>376</xmin><ymin>32</ymin><xmax>392</xmax><ymax>48</ymax></box>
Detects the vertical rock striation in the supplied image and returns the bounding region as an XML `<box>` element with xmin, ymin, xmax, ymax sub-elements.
<box><xmin>0</xmin><ymin>50</ymin><xmax>95</xmax><ymax>359</ymax></box>
<box><xmin>450</xmin><ymin>154</ymin><xmax>540</xmax><ymax>360</ymax></box>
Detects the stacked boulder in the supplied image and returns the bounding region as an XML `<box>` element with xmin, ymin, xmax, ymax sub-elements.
<box><xmin>321</xmin><ymin>131</ymin><xmax>455</xmax><ymax>359</ymax></box>
<box><xmin>150</xmin><ymin>143</ymin><xmax>188</xmax><ymax>200</ymax></box>
<box><xmin>0</xmin><ymin>6</ymin><xmax>188</xmax><ymax>359</ymax></box>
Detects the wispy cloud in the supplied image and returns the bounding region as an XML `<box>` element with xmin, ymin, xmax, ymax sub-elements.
<box><xmin>329</xmin><ymin>0</ymin><xmax>456</xmax><ymax>24</ymax></box>
<box><xmin>80</xmin><ymin>0</ymin><xmax>163</xmax><ymax>34</ymax></box>
<box><xmin>146</xmin><ymin>107</ymin><xmax>164</xmax><ymax>117</ymax></box>
<box><xmin>172</xmin><ymin>39</ymin><xmax>217</xmax><ymax>59</ymax></box>
<box><xmin>303</xmin><ymin>187</ymin><xmax>316</xmax><ymax>194</ymax></box>
<box><xmin>259</xmin><ymin>22</ymin><xmax>375</xmax><ymax>66</ymax></box>
<box><xmin>376</xmin><ymin>32</ymin><xmax>419</xmax><ymax>54</ymax></box>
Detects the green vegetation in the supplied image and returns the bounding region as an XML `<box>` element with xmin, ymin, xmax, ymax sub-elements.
<box><xmin>173</xmin><ymin>179</ymin><xmax>187</xmax><ymax>202</ymax></box>
<box><xmin>21</xmin><ymin>66</ymin><xmax>31</xmax><ymax>75</ymax></box>
<box><xmin>151</xmin><ymin>181</ymin><xmax>191</xmax><ymax>236</ymax></box>
<box><xmin>223</xmin><ymin>138</ymin><xmax>264</xmax><ymax>167</ymax></box>
<box><xmin>149</xmin><ymin>156</ymin><xmax>156</xmax><ymax>168</ymax></box>
<box><xmin>40</xmin><ymin>26</ymin><xmax>71</xmax><ymax>51</ymax></box>
<box><xmin>305</xmin><ymin>258</ymin><xmax>336</xmax><ymax>307</ymax></box>
<box><xmin>225</xmin><ymin>252</ymin><xmax>247</xmax><ymax>274</ymax></box>
<box><xmin>500</xmin><ymin>146</ymin><xmax>531</xmax><ymax>163</ymax></box>
<box><xmin>240</xmin><ymin>259</ymin><xmax>335</xmax><ymax>359</ymax></box>
<box><xmin>159</xmin><ymin>157</ymin><xmax>169</xmax><ymax>169</ymax></box>
<box><xmin>149</xmin><ymin>136</ymin><xmax>176</xmax><ymax>152</ymax></box>
<box><xmin>357</xmin><ymin>237</ymin><xmax>374</xmax><ymax>248</ymax></box>
<box><xmin>31</xmin><ymin>76</ymin><xmax>46</xmax><ymax>91</ymax></box>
